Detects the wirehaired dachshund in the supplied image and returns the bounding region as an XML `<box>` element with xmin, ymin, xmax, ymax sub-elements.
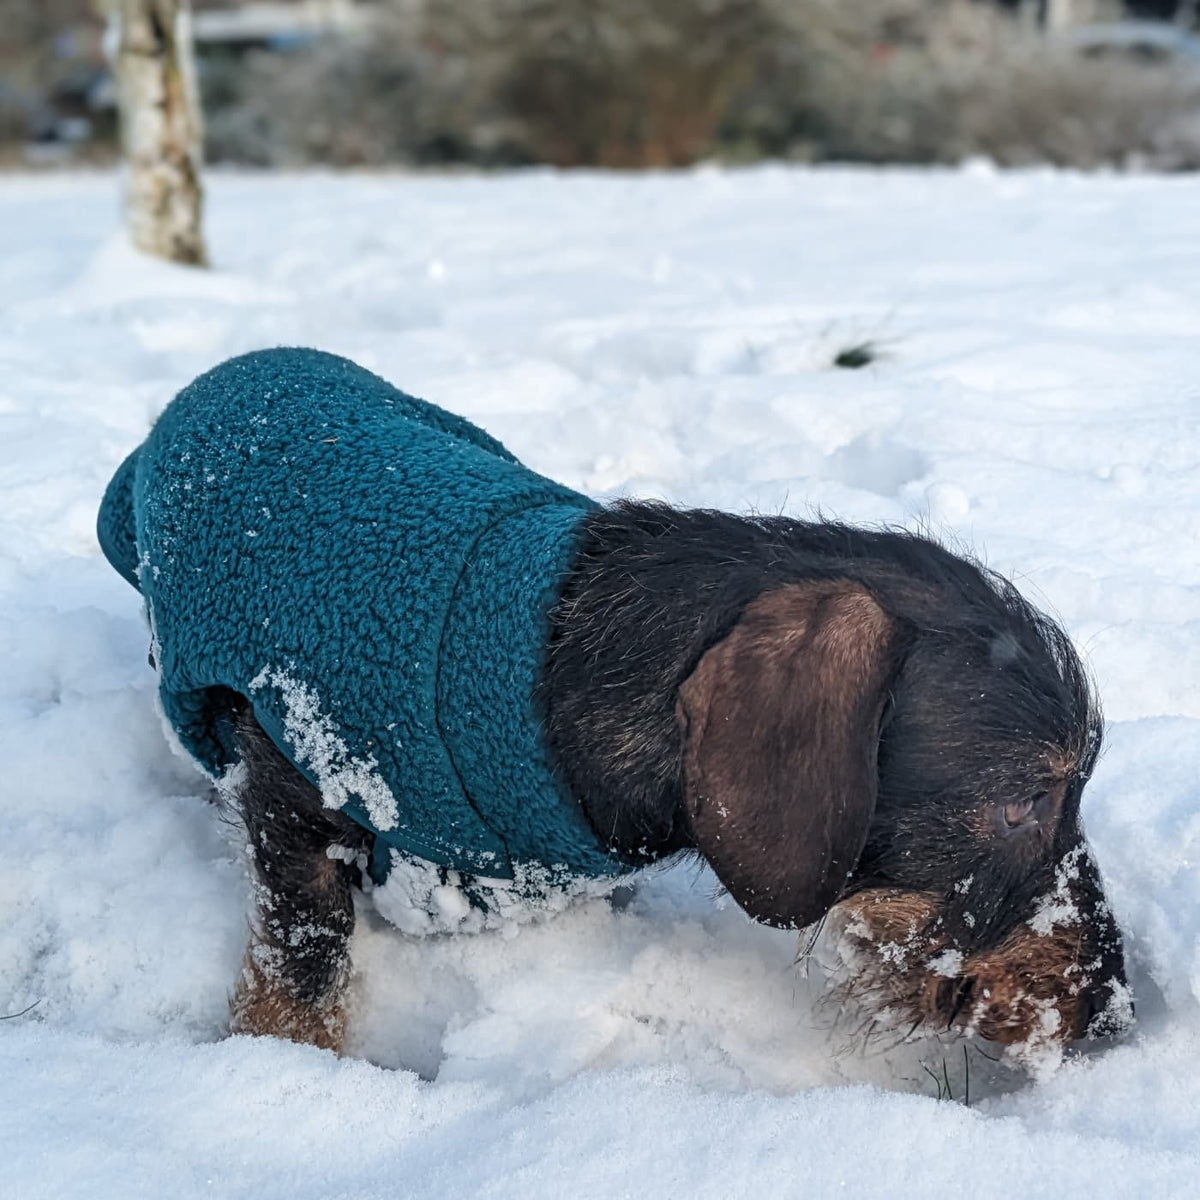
<box><xmin>98</xmin><ymin>350</ymin><xmax>1130</xmax><ymax>1063</ymax></box>
<box><xmin>228</xmin><ymin>502</ymin><xmax>1131</xmax><ymax>1058</ymax></box>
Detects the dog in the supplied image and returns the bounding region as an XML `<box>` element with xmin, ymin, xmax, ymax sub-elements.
<box><xmin>97</xmin><ymin>348</ymin><xmax>1132</xmax><ymax>1058</ymax></box>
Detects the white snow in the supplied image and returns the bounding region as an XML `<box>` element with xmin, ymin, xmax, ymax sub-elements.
<box><xmin>3</xmin><ymin>165</ymin><xmax>1200</xmax><ymax>1197</ymax></box>
<box><xmin>369</xmin><ymin>850</ymin><xmax>621</xmax><ymax>938</ymax></box>
<box><xmin>248</xmin><ymin>666</ymin><xmax>399</xmax><ymax>831</ymax></box>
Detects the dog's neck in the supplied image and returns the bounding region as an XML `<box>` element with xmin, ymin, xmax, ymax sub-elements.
<box><xmin>540</xmin><ymin>501</ymin><xmax>792</xmax><ymax>863</ymax></box>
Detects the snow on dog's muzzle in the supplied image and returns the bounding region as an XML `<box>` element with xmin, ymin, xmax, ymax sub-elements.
<box><xmin>818</xmin><ymin>850</ymin><xmax>1132</xmax><ymax>1069</ymax></box>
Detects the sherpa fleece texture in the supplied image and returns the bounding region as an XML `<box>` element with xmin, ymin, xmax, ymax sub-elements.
<box><xmin>97</xmin><ymin>347</ymin><xmax>628</xmax><ymax>884</ymax></box>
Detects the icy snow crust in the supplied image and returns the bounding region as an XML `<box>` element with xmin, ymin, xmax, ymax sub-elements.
<box><xmin>3</xmin><ymin>166</ymin><xmax>1200</xmax><ymax>1196</ymax></box>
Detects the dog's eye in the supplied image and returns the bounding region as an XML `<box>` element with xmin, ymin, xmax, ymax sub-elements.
<box><xmin>1001</xmin><ymin>791</ymin><xmax>1052</xmax><ymax>832</ymax></box>
<box><xmin>1003</xmin><ymin>798</ymin><xmax>1035</xmax><ymax>828</ymax></box>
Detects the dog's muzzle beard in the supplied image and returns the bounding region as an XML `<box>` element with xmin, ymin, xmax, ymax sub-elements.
<box><xmin>818</xmin><ymin>853</ymin><xmax>1133</xmax><ymax>1061</ymax></box>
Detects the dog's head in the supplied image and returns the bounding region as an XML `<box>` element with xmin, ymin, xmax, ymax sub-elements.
<box><xmin>675</xmin><ymin>549</ymin><xmax>1131</xmax><ymax>1053</ymax></box>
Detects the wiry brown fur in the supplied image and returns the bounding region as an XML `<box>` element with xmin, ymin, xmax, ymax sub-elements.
<box><xmin>831</xmin><ymin>877</ymin><xmax>1128</xmax><ymax>1051</ymax></box>
<box><xmin>230</xmin><ymin>953</ymin><xmax>348</xmax><ymax>1053</ymax></box>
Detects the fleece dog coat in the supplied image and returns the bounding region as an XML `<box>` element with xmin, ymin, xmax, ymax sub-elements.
<box><xmin>97</xmin><ymin>348</ymin><xmax>630</xmax><ymax>892</ymax></box>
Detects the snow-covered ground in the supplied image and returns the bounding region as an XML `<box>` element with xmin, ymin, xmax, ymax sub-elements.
<box><xmin>3</xmin><ymin>165</ymin><xmax>1200</xmax><ymax>1197</ymax></box>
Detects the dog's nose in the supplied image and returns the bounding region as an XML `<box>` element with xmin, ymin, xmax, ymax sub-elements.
<box><xmin>1081</xmin><ymin>981</ymin><xmax>1133</xmax><ymax>1038</ymax></box>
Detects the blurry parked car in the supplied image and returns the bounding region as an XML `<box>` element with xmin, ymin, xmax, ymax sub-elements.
<box><xmin>1065</xmin><ymin>21</ymin><xmax>1200</xmax><ymax>67</ymax></box>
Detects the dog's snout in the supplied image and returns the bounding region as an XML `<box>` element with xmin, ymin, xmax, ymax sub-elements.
<box><xmin>1081</xmin><ymin>969</ymin><xmax>1135</xmax><ymax>1039</ymax></box>
<box><xmin>831</xmin><ymin>880</ymin><xmax>1134</xmax><ymax>1054</ymax></box>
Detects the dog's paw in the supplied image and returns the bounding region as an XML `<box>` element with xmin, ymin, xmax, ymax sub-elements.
<box><xmin>229</xmin><ymin>957</ymin><xmax>347</xmax><ymax>1055</ymax></box>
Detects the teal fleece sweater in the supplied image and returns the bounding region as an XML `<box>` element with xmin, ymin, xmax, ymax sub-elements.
<box><xmin>97</xmin><ymin>348</ymin><xmax>627</xmax><ymax>886</ymax></box>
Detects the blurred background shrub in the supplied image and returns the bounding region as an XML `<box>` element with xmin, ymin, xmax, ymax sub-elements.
<box><xmin>7</xmin><ymin>0</ymin><xmax>1200</xmax><ymax>170</ymax></box>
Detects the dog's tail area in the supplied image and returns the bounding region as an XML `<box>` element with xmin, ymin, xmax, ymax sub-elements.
<box><xmin>97</xmin><ymin>447</ymin><xmax>143</xmax><ymax>591</ymax></box>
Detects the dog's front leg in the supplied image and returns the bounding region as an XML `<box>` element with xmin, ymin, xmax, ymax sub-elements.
<box><xmin>228</xmin><ymin>706</ymin><xmax>371</xmax><ymax>1054</ymax></box>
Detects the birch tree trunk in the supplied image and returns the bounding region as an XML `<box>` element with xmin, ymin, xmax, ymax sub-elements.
<box><xmin>1041</xmin><ymin>0</ymin><xmax>1076</xmax><ymax>32</ymax></box>
<box><xmin>117</xmin><ymin>0</ymin><xmax>207</xmax><ymax>266</ymax></box>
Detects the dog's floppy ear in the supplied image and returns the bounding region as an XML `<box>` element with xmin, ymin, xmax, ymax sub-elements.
<box><xmin>676</xmin><ymin>582</ymin><xmax>901</xmax><ymax>929</ymax></box>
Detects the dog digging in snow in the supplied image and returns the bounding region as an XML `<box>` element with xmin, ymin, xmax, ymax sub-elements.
<box><xmin>98</xmin><ymin>348</ymin><xmax>1133</xmax><ymax>1063</ymax></box>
